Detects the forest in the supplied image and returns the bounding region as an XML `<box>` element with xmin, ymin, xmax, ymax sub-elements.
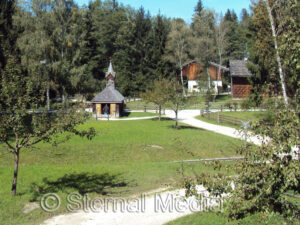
<box><xmin>0</xmin><ymin>0</ymin><xmax>299</xmax><ymax>102</ymax></box>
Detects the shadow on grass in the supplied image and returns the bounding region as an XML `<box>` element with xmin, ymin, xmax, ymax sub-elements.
<box><xmin>151</xmin><ymin>117</ymin><xmax>173</xmax><ymax>122</ymax></box>
<box><xmin>122</xmin><ymin>111</ymin><xmax>131</xmax><ymax>117</ymax></box>
<box><xmin>167</xmin><ymin>125</ymin><xmax>204</xmax><ymax>130</ymax></box>
<box><xmin>30</xmin><ymin>172</ymin><xmax>130</xmax><ymax>201</ymax></box>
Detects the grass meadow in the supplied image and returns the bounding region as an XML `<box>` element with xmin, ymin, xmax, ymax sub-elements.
<box><xmin>0</xmin><ymin>117</ymin><xmax>242</xmax><ymax>224</ymax></box>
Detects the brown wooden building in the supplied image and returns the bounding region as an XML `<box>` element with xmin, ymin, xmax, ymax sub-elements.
<box><xmin>230</xmin><ymin>60</ymin><xmax>253</xmax><ymax>98</ymax></box>
<box><xmin>182</xmin><ymin>61</ymin><xmax>228</xmax><ymax>81</ymax></box>
<box><xmin>92</xmin><ymin>61</ymin><xmax>124</xmax><ymax>118</ymax></box>
<box><xmin>181</xmin><ymin>61</ymin><xmax>229</xmax><ymax>92</ymax></box>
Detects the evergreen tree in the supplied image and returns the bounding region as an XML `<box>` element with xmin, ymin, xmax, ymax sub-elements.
<box><xmin>113</xmin><ymin>17</ymin><xmax>136</xmax><ymax>95</ymax></box>
<box><xmin>240</xmin><ymin>8</ymin><xmax>250</xmax><ymax>59</ymax></box>
<box><xmin>84</xmin><ymin>0</ymin><xmax>127</xmax><ymax>92</ymax></box>
<box><xmin>132</xmin><ymin>7</ymin><xmax>154</xmax><ymax>92</ymax></box>
<box><xmin>191</xmin><ymin>9</ymin><xmax>216</xmax><ymax>89</ymax></box>
<box><xmin>0</xmin><ymin>0</ymin><xmax>15</xmax><ymax>70</ymax></box>
<box><xmin>151</xmin><ymin>14</ymin><xmax>172</xmax><ymax>78</ymax></box>
<box><xmin>194</xmin><ymin>0</ymin><xmax>204</xmax><ymax>16</ymax></box>
<box><xmin>114</xmin><ymin>7</ymin><xmax>158</xmax><ymax>96</ymax></box>
<box><xmin>223</xmin><ymin>9</ymin><xmax>244</xmax><ymax>63</ymax></box>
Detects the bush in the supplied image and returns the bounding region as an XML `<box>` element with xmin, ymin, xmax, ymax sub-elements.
<box><xmin>248</xmin><ymin>92</ymin><xmax>263</xmax><ymax>107</ymax></box>
<box><xmin>224</xmin><ymin>102</ymin><xmax>232</xmax><ymax>110</ymax></box>
<box><xmin>240</xmin><ymin>99</ymin><xmax>252</xmax><ymax>110</ymax></box>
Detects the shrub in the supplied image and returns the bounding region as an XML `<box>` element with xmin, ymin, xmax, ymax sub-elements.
<box><xmin>240</xmin><ymin>99</ymin><xmax>251</xmax><ymax>110</ymax></box>
<box><xmin>204</xmin><ymin>89</ymin><xmax>214</xmax><ymax>102</ymax></box>
<box><xmin>224</xmin><ymin>102</ymin><xmax>232</xmax><ymax>110</ymax></box>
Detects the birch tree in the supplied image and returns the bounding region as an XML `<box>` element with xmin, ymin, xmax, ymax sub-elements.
<box><xmin>166</xmin><ymin>19</ymin><xmax>191</xmax><ymax>96</ymax></box>
<box><xmin>265</xmin><ymin>0</ymin><xmax>289</xmax><ymax>107</ymax></box>
<box><xmin>215</xmin><ymin>14</ymin><xmax>228</xmax><ymax>94</ymax></box>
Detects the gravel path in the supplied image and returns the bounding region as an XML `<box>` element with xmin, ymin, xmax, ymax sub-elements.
<box><xmin>164</xmin><ymin>110</ymin><xmax>263</xmax><ymax>146</ymax></box>
<box><xmin>42</xmin><ymin>186</ymin><xmax>222</xmax><ymax>225</ymax></box>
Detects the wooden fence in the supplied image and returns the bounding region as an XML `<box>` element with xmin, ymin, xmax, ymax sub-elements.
<box><xmin>203</xmin><ymin>112</ymin><xmax>242</xmax><ymax>127</ymax></box>
<box><xmin>125</xmin><ymin>104</ymin><xmax>164</xmax><ymax>114</ymax></box>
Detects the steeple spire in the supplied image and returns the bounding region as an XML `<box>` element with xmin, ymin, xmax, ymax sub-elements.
<box><xmin>105</xmin><ymin>59</ymin><xmax>116</xmax><ymax>88</ymax></box>
<box><xmin>106</xmin><ymin>59</ymin><xmax>116</xmax><ymax>78</ymax></box>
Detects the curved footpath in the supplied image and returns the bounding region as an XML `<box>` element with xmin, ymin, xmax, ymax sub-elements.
<box><xmin>42</xmin><ymin>110</ymin><xmax>261</xmax><ymax>225</ymax></box>
<box><xmin>42</xmin><ymin>186</ymin><xmax>223</xmax><ymax>225</ymax></box>
<box><xmin>164</xmin><ymin>110</ymin><xmax>263</xmax><ymax>146</ymax></box>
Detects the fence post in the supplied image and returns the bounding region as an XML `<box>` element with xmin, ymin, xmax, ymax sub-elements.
<box><xmin>221</xmin><ymin>105</ymin><xmax>223</xmax><ymax>112</ymax></box>
<box><xmin>144</xmin><ymin>105</ymin><xmax>146</xmax><ymax>112</ymax></box>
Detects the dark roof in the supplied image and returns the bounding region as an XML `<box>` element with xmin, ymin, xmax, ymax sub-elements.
<box><xmin>230</xmin><ymin>60</ymin><xmax>252</xmax><ymax>77</ymax></box>
<box><xmin>92</xmin><ymin>86</ymin><xmax>124</xmax><ymax>103</ymax></box>
<box><xmin>209</xmin><ymin>62</ymin><xmax>229</xmax><ymax>72</ymax></box>
<box><xmin>182</xmin><ymin>60</ymin><xmax>229</xmax><ymax>71</ymax></box>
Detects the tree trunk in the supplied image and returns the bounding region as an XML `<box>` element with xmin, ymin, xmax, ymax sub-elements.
<box><xmin>11</xmin><ymin>150</ymin><xmax>20</xmax><ymax>196</ymax></box>
<box><xmin>175</xmin><ymin>110</ymin><xmax>178</xmax><ymax>129</ymax></box>
<box><xmin>180</xmin><ymin>68</ymin><xmax>186</xmax><ymax>96</ymax></box>
<box><xmin>46</xmin><ymin>86</ymin><xmax>50</xmax><ymax>111</ymax></box>
<box><xmin>159</xmin><ymin>105</ymin><xmax>161</xmax><ymax>121</ymax></box>
<box><xmin>207</xmin><ymin>67</ymin><xmax>211</xmax><ymax>89</ymax></box>
<box><xmin>62</xmin><ymin>87</ymin><xmax>67</xmax><ymax>105</ymax></box>
<box><xmin>213</xmin><ymin>56</ymin><xmax>222</xmax><ymax>102</ymax></box>
<box><xmin>265</xmin><ymin>0</ymin><xmax>288</xmax><ymax>107</ymax></box>
<box><xmin>62</xmin><ymin>94</ymin><xmax>65</xmax><ymax>105</ymax></box>
<box><xmin>217</xmin><ymin>55</ymin><xmax>222</xmax><ymax>94</ymax></box>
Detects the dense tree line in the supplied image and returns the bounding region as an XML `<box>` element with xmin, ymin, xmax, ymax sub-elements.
<box><xmin>1</xmin><ymin>0</ymin><xmax>255</xmax><ymax>101</ymax></box>
<box><xmin>1</xmin><ymin>0</ymin><xmax>298</xmax><ymax>102</ymax></box>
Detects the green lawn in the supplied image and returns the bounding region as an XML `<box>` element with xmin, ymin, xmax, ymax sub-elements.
<box><xmin>0</xmin><ymin>119</ymin><xmax>242</xmax><ymax>225</ymax></box>
<box><xmin>196</xmin><ymin>111</ymin><xmax>268</xmax><ymax>129</ymax></box>
<box><xmin>121</xmin><ymin>111</ymin><xmax>158</xmax><ymax>118</ymax></box>
<box><xmin>219</xmin><ymin>111</ymin><xmax>268</xmax><ymax>121</ymax></box>
<box><xmin>165</xmin><ymin>211</ymin><xmax>295</xmax><ymax>225</ymax></box>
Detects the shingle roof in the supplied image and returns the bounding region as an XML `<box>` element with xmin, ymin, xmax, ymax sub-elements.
<box><xmin>182</xmin><ymin>60</ymin><xmax>229</xmax><ymax>71</ymax></box>
<box><xmin>230</xmin><ymin>60</ymin><xmax>252</xmax><ymax>77</ymax></box>
<box><xmin>92</xmin><ymin>86</ymin><xmax>124</xmax><ymax>103</ymax></box>
<box><xmin>209</xmin><ymin>62</ymin><xmax>229</xmax><ymax>72</ymax></box>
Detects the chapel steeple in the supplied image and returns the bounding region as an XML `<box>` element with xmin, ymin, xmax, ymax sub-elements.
<box><xmin>105</xmin><ymin>59</ymin><xmax>116</xmax><ymax>88</ymax></box>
